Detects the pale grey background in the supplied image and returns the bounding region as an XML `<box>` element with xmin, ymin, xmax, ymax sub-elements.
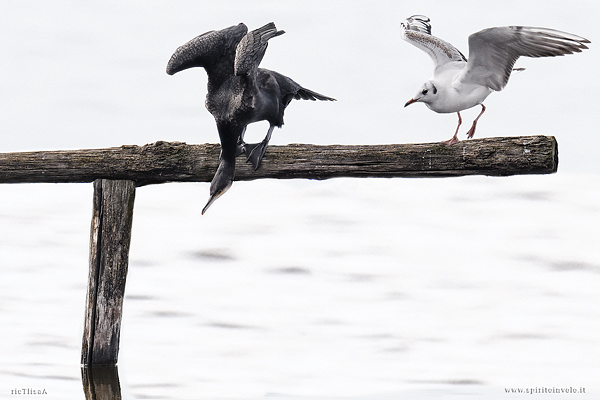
<box><xmin>1</xmin><ymin>1</ymin><xmax>599</xmax><ymax>399</ymax></box>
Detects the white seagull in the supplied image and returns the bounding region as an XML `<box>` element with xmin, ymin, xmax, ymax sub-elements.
<box><xmin>401</xmin><ymin>15</ymin><xmax>590</xmax><ymax>145</ymax></box>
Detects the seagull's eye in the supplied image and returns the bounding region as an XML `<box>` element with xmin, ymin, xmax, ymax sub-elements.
<box><xmin>422</xmin><ymin>89</ymin><xmax>428</xmax><ymax>95</ymax></box>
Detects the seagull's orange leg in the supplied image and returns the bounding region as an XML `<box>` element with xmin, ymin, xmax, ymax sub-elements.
<box><xmin>466</xmin><ymin>104</ymin><xmax>486</xmax><ymax>139</ymax></box>
<box><xmin>441</xmin><ymin>112</ymin><xmax>462</xmax><ymax>145</ymax></box>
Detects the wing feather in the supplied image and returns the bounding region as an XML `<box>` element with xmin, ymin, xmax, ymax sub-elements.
<box><xmin>400</xmin><ymin>15</ymin><xmax>467</xmax><ymax>68</ymax></box>
<box><xmin>461</xmin><ymin>26</ymin><xmax>590</xmax><ymax>91</ymax></box>
<box><xmin>234</xmin><ymin>22</ymin><xmax>285</xmax><ymax>76</ymax></box>
<box><xmin>166</xmin><ymin>23</ymin><xmax>247</xmax><ymax>76</ymax></box>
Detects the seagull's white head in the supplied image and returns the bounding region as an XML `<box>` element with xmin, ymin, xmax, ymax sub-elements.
<box><xmin>404</xmin><ymin>81</ymin><xmax>438</xmax><ymax>107</ymax></box>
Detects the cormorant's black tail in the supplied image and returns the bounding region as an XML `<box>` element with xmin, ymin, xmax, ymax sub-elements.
<box><xmin>294</xmin><ymin>87</ymin><xmax>336</xmax><ymax>101</ymax></box>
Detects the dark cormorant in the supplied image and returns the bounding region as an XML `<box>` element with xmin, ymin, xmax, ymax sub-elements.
<box><xmin>166</xmin><ymin>22</ymin><xmax>335</xmax><ymax>214</ymax></box>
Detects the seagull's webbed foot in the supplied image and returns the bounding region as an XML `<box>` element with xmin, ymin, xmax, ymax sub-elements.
<box><xmin>441</xmin><ymin>134</ymin><xmax>460</xmax><ymax>146</ymax></box>
<box><xmin>466</xmin><ymin>104</ymin><xmax>486</xmax><ymax>140</ymax></box>
<box><xmin>466</xmin><ymin>123</ymin><xmax>477</xmax><ymax>139</ymax></box>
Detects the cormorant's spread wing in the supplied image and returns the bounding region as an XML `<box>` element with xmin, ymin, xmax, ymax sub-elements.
<box><xmin>166</xmin><ymin>23</ymin><xmax>248</xmax><ymax>76</ymax></box>
<box><xmin>460</xmin><ymin>26</ymin><xmax>590</xmax><ymax>91</ymax></box>
<box><xmin>400</xmin><ymin>15</ymin><xmax>467</xmax><ymax>68</ymax></box>
<box><xmin>234</xmin><ymin>22</ymin><xmax>285</xmax><ymax>76</ymax></box>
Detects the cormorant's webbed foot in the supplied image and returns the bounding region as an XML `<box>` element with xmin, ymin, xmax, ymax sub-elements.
<box><xmin>245</xmin><ymin>140</ymin><xmax>269</xmax><ymax>170</ymax></box>
<box><xmin>244</xmin><ymin>125</ymin><xmax>274</xmax><ymax>170</ymax></box>
<box><xmin>235</xmin><ymin>139</ymin><xmax>247</xmax><ymax>157</ymax></box>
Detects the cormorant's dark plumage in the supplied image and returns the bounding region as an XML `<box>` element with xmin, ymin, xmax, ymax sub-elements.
<box><xmin>166</xmin><ymin>22</ymin><xmax>335</xmax><ymax>214</ymax></box>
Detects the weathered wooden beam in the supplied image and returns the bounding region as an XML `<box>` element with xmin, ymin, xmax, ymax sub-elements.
<box><xmin>0</xmin><ymin>135</ymin><xmax>557</xmax><ymax>185</ymax></box>
<box><xmin>81</xmin><ymin>179</ymin><xmax>135</xmax><ymax>366</ymax></box>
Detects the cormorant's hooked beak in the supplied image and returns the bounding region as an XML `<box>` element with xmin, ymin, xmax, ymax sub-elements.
<box><xmin>201</xmin><ymin>182</ymin><xmax>232</xmax><ymax>215</ymax></box>
<box><xmin>404</xmin><ymin>98</ymin><xmax>418</xmax><ymax>107</ymax></box>
<box><xmin>202</xmin><ymin>191</ymin><xmax>224</xmax><ymax>215</ymax></box>
<box><xmin>201</xmin><ymin>194</ymin><xmax>218</xmax><ymax>215</ymax></box>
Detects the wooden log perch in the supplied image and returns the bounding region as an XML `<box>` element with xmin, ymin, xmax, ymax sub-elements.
<box><xmin>81</xmin><ymin>179</ymin><xmax>135</xmax><ymax>366</ymax></box>
<box><xmin>0</xmin><ymin>135</ymin><xmax>557</xmax><ymax>185</ymax></box>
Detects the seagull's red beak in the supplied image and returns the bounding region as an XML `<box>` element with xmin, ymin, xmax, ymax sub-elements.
<box><xmin>404</xmin><ymin>98</ymin><xmax>418</xmax><ymax>107</ymax></box>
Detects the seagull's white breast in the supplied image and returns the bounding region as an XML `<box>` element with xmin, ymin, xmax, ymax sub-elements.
<box><xmin>427</xmin><ymin>64</ymin><xmax>493</xmax><ymax>113</ymax></box>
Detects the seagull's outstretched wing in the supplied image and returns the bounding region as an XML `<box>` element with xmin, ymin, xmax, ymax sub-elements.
<box><xmin>400</xmin><ymin>15</ymin><xmax>467</xmax><ymax>68</ymax></box>
<box><xmin>234</xmin><ymin>22</ymin><xmax>285</xmax><ymax>77</ymax></box>
<box><xmin>166</xmin><ymin>23</ymin><xmax>248</xmax><ymax>76</ymax></box>
<box><xmin>461</xmin><ymin>26</ymin><xmax>590</xmax><ymax>91</ymax></box>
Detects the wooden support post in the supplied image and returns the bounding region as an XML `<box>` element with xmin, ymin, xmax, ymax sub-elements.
<box><xmin>81</xmin><ymin>366</ymin><xmax>122</xmax><ymax>400</ymax></box>
<box><xmin>81</xmin><ymin>179</ymin><xmax>136</xmax><ymax>365</ymax></box>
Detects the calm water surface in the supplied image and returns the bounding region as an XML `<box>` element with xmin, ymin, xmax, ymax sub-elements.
<box><xmin>1</xmin><ymin>175</ymin><xmax>599</xmax><ymax>399</ymax></box>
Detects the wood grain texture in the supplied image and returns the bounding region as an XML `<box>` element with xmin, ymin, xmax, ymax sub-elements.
<box><xmin>81</xmin><ymin>179</ymin><xmax>136</xmax><ymax>366</ymax></box>
<box><xmin>0</xmin><ymin>136</ymin><xmax>558</xmax><ymax>186</ymax></box>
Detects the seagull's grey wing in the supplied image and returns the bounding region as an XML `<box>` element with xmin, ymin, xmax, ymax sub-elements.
<box><xmin>234</xmin><ymin>22</ymin><xmax>285</xmax><ymax>77</ymax></box>
<box><xmin>461</xmin><ymin>26</ymin><xmax>590</xmax><ymax>91</ymax></box>
<box><xmin>400</xmin><ymin>15</ymin><xmax>467</xmax><ymax>68</ymax></box>
<box><xmin>166</xmin><ymin>23</ymin><xmax>248</xmax><ymax>76</ymax></box>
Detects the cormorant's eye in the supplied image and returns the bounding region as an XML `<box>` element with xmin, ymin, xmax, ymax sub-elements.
<box><xmin>422</xmin><ymin>89</ymin><xmax>428</xmax><ymax>95</ymax></box>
